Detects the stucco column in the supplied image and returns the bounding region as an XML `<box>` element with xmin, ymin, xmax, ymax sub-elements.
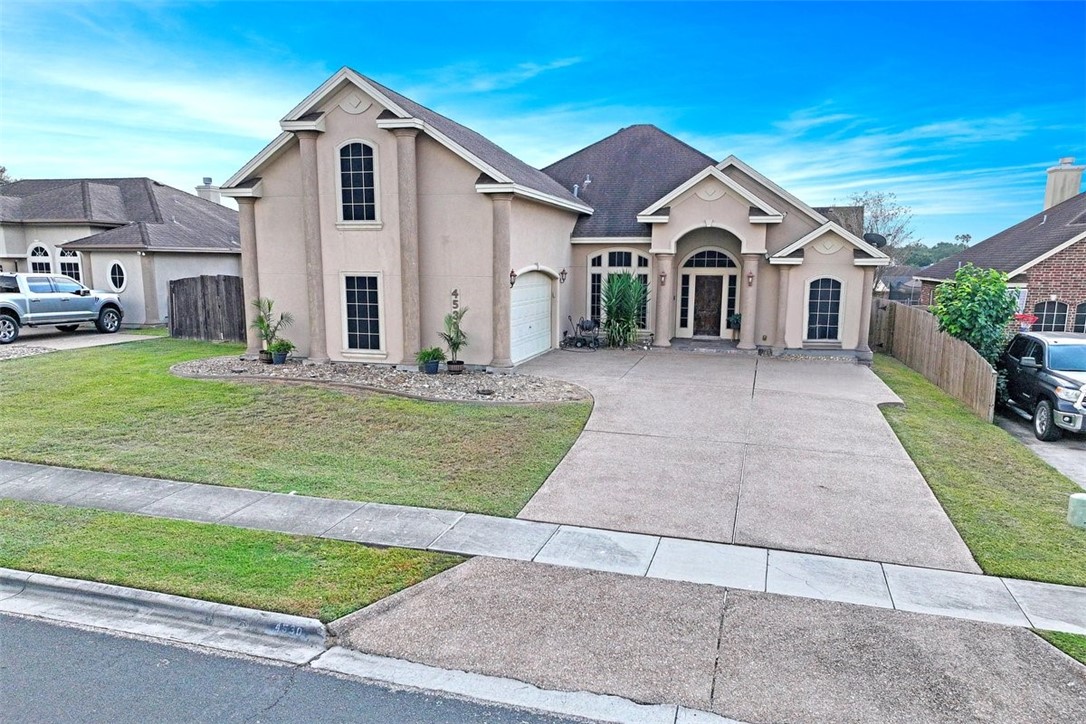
<box><xmin>296</xmin><ymin>129</ymin><xmax>329</xmax><ymax>363</ymax></box>
<box><xmin>738</xmin><ymin>253</ymin><xmax>760</xmax><ymax>350</ymax></box>
<box><xmin>857</xmin><ymin>266</ymin><xmax>876</xmax><ymax>363</ymax></box>
<box><xmin>139</xmin><ymin>252</ymin><xmax>159</xmax><ymax>324</ymax></box>
<box><xmin>237</xmin><ymin>197</ymin><xmax>262</xmax><ymax>358</ymax></box>
<box><xmin>490</xmin><ymin>193</ymin><xmax>513</xmax><ymax>368</ymax></box>
<box><xmin>773</xmin><ymin>264</ymin><xmax>791</xmax><ymax>355</ymax></box>
<box><xmin>653</xmin><ymin>253</ymin><xmax>675</xmax><ymax>347</ymax></box>
<box><xmin>394</xmin><ymin>128</ymin><xmax>421</xmax><ymax>361</ymax></box>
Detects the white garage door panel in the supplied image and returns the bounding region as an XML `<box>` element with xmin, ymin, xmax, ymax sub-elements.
<box><xmin>510</xmin><ymin>272</ymin><xmax>552</xmax><ymax>364</ymax></box>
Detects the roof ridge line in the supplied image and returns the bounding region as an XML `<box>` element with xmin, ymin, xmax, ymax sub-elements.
<box><xmin>143</xmin><ymin>178</ymin><xmax>163</xmax><ymax>223</ymax></box>
<box><xmin>80</xmin><ymin>181</ymin><xmax>91</xmax><ymax>218</ymax></box>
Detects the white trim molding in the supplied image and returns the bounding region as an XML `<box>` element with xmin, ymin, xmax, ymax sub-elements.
<box><xmin>770</xmin><ymin>222</ymin><xmax>890</xmax><ymax>265</ymax></box>
<box><xmin>571</xmin><ymin>236</ymin><xmax>650</xmax><ymax>245</ymax></box>
<box><xmin>219</xmin><ymin>179</ymin><xmax>265</xmax><ymax>199</ymax></box>
<box><xmin>340</xmin><ymin>271</ymin><xmax>387</xmax><ymax>357</ymax></box>
<box><xmin>476</xmin><ymin>181</ymin><xmax>594</xmax><ymax>215</ymax></box>
<box><xmin>717</xmin><ymin>155</ymin><xmax>829</xmax><ymax>227</ymax></box>
<box><xmin>1006</xmin><ymin>229</ymin><xmax>1086</xmax><ymax>278</ymax></box>
<box><xmin>280</xmin><ymin>115</ymin><xmax>327</xmax><ymax>133</ymax></box>
<box><xmin>637</xmin><ymin>166</ymin><xmax>783</xmax><ymax>220</ymax></box>
<box><xmin>335</xmin><ymin>138</ymin><xmax>382</xmax><ymax>226</ymax></box>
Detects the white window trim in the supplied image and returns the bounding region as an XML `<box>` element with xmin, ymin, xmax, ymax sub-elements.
<box><xmin>335</xmin><ymin>138</ymin><xmax>382</xmax><ymax>229</ymax></box>
<box><xmin>108</xmin><ymin>260</ymin><xmax>128</xmax><ymax>293</ymax></box>
<box><xmin>587</xmin><ymin>248</ymin><xmax>652</xmax><ymax>330</ymax></box>
<box><xmin>29</xmin><ymin>243</ymin><xmax>53</xmax><ymax>274</ymax></box>
<box><xmin>802</xmin><ymin>275</ymin><xmax>845</xmax><ymax>343</ymax></box>
<box><xmin>674</xmin><ymin>246</ymin><xmax>742</xmax><ymax>338</ymax></box>
<box><xmin>57</xmin><ymin>248</ymin><xmax>83</xmax><ymax>282</ymax></box>
<box><xmin>340</xmin><ymin>271</ymin><xmax>387</xmax><ymax>358</ymax></box>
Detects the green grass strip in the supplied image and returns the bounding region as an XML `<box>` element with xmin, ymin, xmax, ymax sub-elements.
<box><xmin>1035</xmin><ymin>631</ymin><xmax>1086</xmax><ymax>665</ymax></box>
<box><xmin>0</xmin><ymin>339</ymin><xmax>590</xmax><ymax>517</ymax></box>
<box><xmin>0</xmin><ymin>500</ymin><xmax>461</xmax><ymax>622</ymax></box>
<box><xmin>873</xmin><ymin>355</ymin><xmax>1085</xmax><ymax>587</ymax></box>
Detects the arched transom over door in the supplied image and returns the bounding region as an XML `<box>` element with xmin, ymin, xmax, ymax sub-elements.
<box><xmin>510</xmin><ymin>271</ymin><xmax>553</xmax><ymax>364</ymax></box>
<box><xmin>675</xmin><ymin>249</ymin><xmax>739</xmax><ymax>338</ymax></box>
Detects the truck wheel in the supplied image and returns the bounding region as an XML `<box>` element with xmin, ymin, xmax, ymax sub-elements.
<box><xmin>1033</xmin><ymin>399</ymin><xmax>1062</xmax><ymax>441</ymax></box>
<box><xmin>0</xmin><ymin>314</ymin><xmax>19</xmax><ymax>344</ymax></box>
<box><xmin>56</xmin><ymin>325</ymin><xmax>80</xmax><ymax>333</ymax></box>
<box><xmin>95</xmin><ymin>307</ymin><xmax>121</xmax><ymax>334</ymax></box>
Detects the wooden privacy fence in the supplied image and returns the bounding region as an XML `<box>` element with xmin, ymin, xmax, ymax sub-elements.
<box><xmin>870</xmin><ymin>298</ymin><xmax>997</xmax><ymax>422</ymax></box>
<box><xmin>168</xmin><ymin>275</ymin><xmax>245</xmax><ymax>342</ymax></box>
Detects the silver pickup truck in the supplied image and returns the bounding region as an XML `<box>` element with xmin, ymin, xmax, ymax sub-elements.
<box><xmin>0</xmin><ymin>273</ymin><xmax>124</xmax><ymax>344</ymax></box>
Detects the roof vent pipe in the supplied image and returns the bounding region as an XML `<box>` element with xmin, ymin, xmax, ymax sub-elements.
<box><xmin>573</xmin><ymin>184</ymin><xmax>579</xmax><ymax>198</ymax></box>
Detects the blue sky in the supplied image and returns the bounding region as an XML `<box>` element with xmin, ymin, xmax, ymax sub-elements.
<box><xmin>2</xmin><ymin>1</ymin><xmax>1083</xmax><ymax>244</ymax></box>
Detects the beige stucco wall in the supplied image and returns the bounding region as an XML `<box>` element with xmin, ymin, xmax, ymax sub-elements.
<box><xmin>152</xmin><ymin>252</ymin><xmax>241</xmax><ymax>326</ymax></box>
<box><xmin>650</xmin><ymin>177</ymin><xmax>767</xmax><ymax>255</ymax></box>
<box><xmin>718</xmin><ymin>166</ymin><xmax>822</xmax><ymax>255</ymax></box>
<box><xmin>0</xmin><ymin>224</ymin><xmax>100</xmax><ymax>278</ymax></box>
<box><xmin>781</xmin><ymin>233</ymin><xmax>867</xmax><ymax>350</ymax></box>
<box><xmin>84</xmin><ymin>251</ymin><xmax>146</xmax><ymax>325</ymax></box>
<box><xmin>510</xmin><ymin>199</ymin><xmax>579</xmax><ymax>348</ymax></box>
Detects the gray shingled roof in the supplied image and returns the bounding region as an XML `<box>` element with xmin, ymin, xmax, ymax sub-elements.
<box><xmin>921</xmin><ymin>192</ymin><xmax>1086</xmax><ymax>280</ymax></box>
<box><xmin>1</xmin><ymin>178</ymin><xmax>238</xmax><ymax>253</ymax></box>
<box><xmin>359</xmin><ymin>72</ymin><xmax>584</xmax><ymax>207</ymax></box>
<box><xmin>541</xmin><ymin>125</ymin><xmax>717</xmax><ymax>238</ymax></box>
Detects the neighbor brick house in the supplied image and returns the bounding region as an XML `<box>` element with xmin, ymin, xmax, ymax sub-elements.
<box><xmin>0</xmin><ymin>178</ymin><xmax>240</xmax><ymax>325</ymax></box>
<box><xmin>222</xmin><ymin>67</ymin><xmax>889</xmax><ymax>366</ymax></box>
<box><xmin>917</xmin><ymin>159</ymin><xmax>1086</xmax><ymax>333</ymax></box>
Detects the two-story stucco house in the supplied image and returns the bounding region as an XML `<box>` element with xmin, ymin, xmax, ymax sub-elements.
<box><xmin>222</xmin><ymin>67</ymin><xmax>889</xmax><ymax>366</ymax></box>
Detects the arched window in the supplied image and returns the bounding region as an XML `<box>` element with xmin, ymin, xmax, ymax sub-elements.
<box><xmin>1074</xmin><ymin>302</ymin><xmax>1086</xmax><ymax>334</ymax></box>
<box><xmin>29</xmin><ymin>245</ymin><xmax>52</xmax><ymax>274</ymax></box>
<box><xmin>339</xmin><ymin>141</ymin><xmax>377</xmax><ymax>222</ymax></box>
<box><xmin>58</xmin><ymin>249</ymin><xmax>82</xmax><ymax>282</ymax></box>
<box><xmin>1033</xmin><ymin>301</ymin><xmax>1068</xmax><ymax>332</ymax></box>
<box><xmin>806</xmin><ymin>278</ymin><xmax>842</xmax><ymax>340</ymax></box>
<box><xmin>682</xmin><ymin>250</ymin><xmax>737</xmax><ymax>268</ymax></box>
<box><xmin>108</xmin><ymin>261</ymin><xmax>127</xmax><ymax>292</ymax></box>
<box><xmin>589</xmin><ymin>250</ymin><xmax>650</xmax><ymax>328</ymax></box>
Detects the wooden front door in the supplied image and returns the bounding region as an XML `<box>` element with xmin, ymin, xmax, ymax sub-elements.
<box><xmin>693</xmin><ymin>275</ymin><xmax>723</xmax><ymax>336</ymax></box>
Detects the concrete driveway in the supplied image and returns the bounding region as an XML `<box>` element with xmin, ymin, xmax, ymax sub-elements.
<box><xmin>996</xmin><ymin>410</ymin><xmax>1086</xmax><ymax>491</ymax></box>
<box><xmin>519</xmin><ymin>349</ymin><xmax>980</xmax><ymax>572</ymax></box>
<box><xmin>1</xmin><ymin>325</ymin><xmax>151</xmax><ymax>356</ymax></box>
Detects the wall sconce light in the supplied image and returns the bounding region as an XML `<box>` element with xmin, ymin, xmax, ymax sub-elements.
<box><xmin>746</xmin><ymin>270</ymin><xmax>754</xmax><ymax>287</ymax></box>
<box><xmin>559</xmin><ymin>268</ymin><xmax>567</xmax><ymax>284</ymax></box>
<box><xmin>659</xmin><ymin>269</ymin><xmax>667</xmax><ymax>287</ymax></box>
<box><xmin>509</xmin><ymin>269</ymin><xmax>518</xmax><ymax>287</ymax></box>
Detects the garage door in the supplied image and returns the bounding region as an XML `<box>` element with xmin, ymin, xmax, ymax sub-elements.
<box><xmin>510</xmin><ymin>271</ymin><xmax>553</xmax><ymax>364</ymax></box>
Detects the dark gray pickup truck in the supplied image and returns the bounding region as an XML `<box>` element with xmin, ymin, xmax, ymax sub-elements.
<box><xmin>0</xmin><ymin>273</ymin><xmax>124</xmax><ymax>344</ymax></box>
<box><xmin>999</xmin><ymin>331</ymin><xmax>1086</xmax><ymax>440</ymax></box>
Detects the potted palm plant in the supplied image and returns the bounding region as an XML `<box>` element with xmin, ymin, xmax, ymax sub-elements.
<box><xmin>416</xmin><ymin>346</ymin><xmax>445</xmax><ymax>374</ymax></box>
<box><xmin>250</xmin><ymin>298</ymin><xmax>294</xmax><ymax>364</ymax></box>
<box><xmin>439</xmin><ymin>308</ymin><xmax>469</xmax><ymax>374</ymax></box>
<box><xmin>727</xmin><ymin>313</ymin><xmax>742</xmax><ymax>342</ymax></box>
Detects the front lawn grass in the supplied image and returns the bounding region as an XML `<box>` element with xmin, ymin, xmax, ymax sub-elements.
<box><xmin>1036</xmin><ymin>631</ymin><xmax>1086</xmax><ymax>665</ymax></box>
<box><xmin>0</xmin><ymin>499</ymin><xmax>462</xmax><ymax>622</ymax></box>
<box><xmin>873</xmin><ymin>354</ymin><xmax>1085</xmax><ymax>587</ymax></box>
<box><xmin>0</xmin><ymin>339</ymin><xmax>590</xmax><ymax>516</ymax></box>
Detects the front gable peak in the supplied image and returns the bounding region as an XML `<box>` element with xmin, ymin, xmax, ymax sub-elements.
<box><xmin>768</xmin><ymin>221</ymin><xmax>890</xmax><ymax>266</ymax></box>
<box><xmin>636</xmin><ymin>166</ymin><xmax>783</xmax><ymax>224</ymax></box>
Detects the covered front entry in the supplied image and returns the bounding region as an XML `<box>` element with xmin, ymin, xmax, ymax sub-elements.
<box><xmin>675</xmin><ymin>249</ymin><xmax>740</xmax><ymax>338</ymax></box>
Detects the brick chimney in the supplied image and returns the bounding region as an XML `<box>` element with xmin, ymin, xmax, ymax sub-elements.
<box><xmin>195</xmin><ymin>177</ymin><xmax>222</xmax><ymax>205</ymax></box>
<box><xmin>1044</xmin><ymin>157</ymin><xmax>1084</xmax><ymax>210</ymax></box>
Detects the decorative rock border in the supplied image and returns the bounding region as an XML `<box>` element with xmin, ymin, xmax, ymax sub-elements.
<box><xmin>171</xmin><ymin>356</ymin><xmax>590</xmax><ymax>404</ymax></box>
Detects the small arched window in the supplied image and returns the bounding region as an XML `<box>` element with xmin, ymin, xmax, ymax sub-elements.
<box><xmin>1033</xmin><ymin>301</ymin><xmax>1068</xmax><ymax>332</ymax></box>
<box><xmin>683</xmin><ymin>250</ymin><xmax>737</xmax><ymax>268</ymax></box>
<box><xmin>339</xmin><ymin>141</ymin><xmax>376</xmax><ymax>222</ymax></box>
<box><xmin>589</xmin><ymin>250</ymin><xmax>650</xmax><ymax>328</ymax></box>
<box><xmin>29</xmin><ymin>245</ymin><xmax>52</xmax><ymax>274</ymax></box>
<box><xmin>108</xmin><ymin>261</ymin><xmax>127</xmax><ymax>292</ymax></box>
<box><xmin>1073</xmin><ymin>302</ymin><xmax>1086</xmax><ymax>334</ymax></box>
<box><xmin>807</xmin><ymin>278</ymin><xmax>842</xmax><ymax>340</ymax></box>
<box><xmin>58</xmin><ymin>249</ymin><xmax>82</xmax><ymax>283</ymax></box>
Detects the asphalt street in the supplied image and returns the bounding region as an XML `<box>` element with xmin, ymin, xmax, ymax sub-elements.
<box><xmin>0</xmin><ymin>614</ymin><xmax>585</xmax><ymax>724</ymax></box>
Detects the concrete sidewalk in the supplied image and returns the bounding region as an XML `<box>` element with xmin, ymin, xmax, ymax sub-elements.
<box><xmin>2</xmin><ymin>459</ymin><xmax>1083</xmax><ymax>636</ymax></box>
<box><xmin>517</xmin><ymin>350</ymin><xmax>981</xmax><ymax>572</ymax></box>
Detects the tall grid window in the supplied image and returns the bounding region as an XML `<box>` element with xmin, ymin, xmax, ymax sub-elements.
<box><xmin>1033</xmin><ymin>300</ymin><xmax>1068</xmax><ymax>332</ymax></box>
<box><xmin>58</xmin><ymin>249</ymin><xmax>81</xmax><ymax>282</ymax></box>
<box><xmin>339</xmin><ymin>142</ymin><xmax>376</xmax><ymax>222</ymax></box>
<box><xmin>679</xmin><ymin>275</ymin><xmax>690</xmax><ymax>328</ymax></box>
<box><xmin>806</xmin><ymin>278</ymin><xmax>842</xmax><ymax>340</ymax></box>
<box><xmin>589</xmin><ymin>250</ymin><xmax>649</xmax><ymax>328</ymax></box>
<box><xmin>29</xmin><ymin>245</ymin><xmax>52</xmax><ymax>274</ymax></box>
<box><xmin>1073</xmin><ymin>302</ymin><xmax>1086</xmax><ymax>334</ymax></box>
<box><xmin>345</xmin><ymin>275</ymin><xmax>381</xmax><ymax>350</ymax></box>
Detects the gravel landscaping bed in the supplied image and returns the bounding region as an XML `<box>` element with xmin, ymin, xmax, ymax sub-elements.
<box><xmin>0</xmin><ymin>345</ymin><xmax>53</xmax><ymax>361</ymax></box>
<box><xmin>172</xmin><ymin>356</ymin><xmax>590</xmax><ymax>404</ymax></box>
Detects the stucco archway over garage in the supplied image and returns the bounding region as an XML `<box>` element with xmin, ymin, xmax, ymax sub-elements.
<box><xmin>510</xmin><ymin>270</ymin><xmax>555</xmax><ymax>364</ymax></box>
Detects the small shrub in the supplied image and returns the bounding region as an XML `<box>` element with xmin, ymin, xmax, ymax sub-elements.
<box><xmin>601</xmin><ymin>272</ymin><xmax>648</xmax><ymax>347</ymax></box>
<box><xmin>930</xmin><ymin>264</ymin><xmax>1017</xmax><ymax>364</ymax></box>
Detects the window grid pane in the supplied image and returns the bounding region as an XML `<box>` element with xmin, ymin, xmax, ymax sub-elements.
<box><xmin>1033</xmin><ymin>301</ymin><xmax>1068</xmax><ymax>332</ymax></box>
<box><xmin>109</xmin><ymin>264</ymin><xmax>125</xmax><ymax>290</ymax></box>
<box><xmin>340</xmin><ymin>143</ymin><xmax>376</xmax><ymax>222</ymax></box>
<box><xmin>590</xmin><ymin>273</ymin><xmax>602</xmax><ymax>322</ymax></box>
<box><xmin>679</xmin><ymin>274</ymin><xmax>690</xmax><ymax>328</ymax></box>
<box><xmin>637</xmin><ymin>274</ymin><xmax>649</xmax><ymax>329</ymax></box>
<box><xmin>806</xmin><ymin>278</ymin><xmax>841</xmax><ymax>340</ymax></box>
<box><xmin>30</xmin><ymin>246</ymin><xmax>51</xmax><ymax>274</ymax></box>
<box><xmin>726</xmin><ymin>275</ymin><xmax>738</xmax><ymax>327</ymax></box>
<box><xmin>59</xmin><ymin>250</ymin><xmax>81</xmax><ymax>283</ymax></box>
<box><xmin>683</xmin><ymin>250</ymin><xmax>735</xmax><ymax>268</ymax></box>
<box><xmin>345</xmin><ymin>276</ymin><xmax>381</xmax><ymax>350</ymax></box>
<box><xmin>1073</xmin><ymin>303</ymin><xmax>1086</xmax><ymax>334</ymax></box>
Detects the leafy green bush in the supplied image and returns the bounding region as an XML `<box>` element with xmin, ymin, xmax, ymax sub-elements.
<box><xmin>601</xmin><ymin>272</ymin><xmax>648</xmax><ymax>347</ymax></box>
<box><xmin>930</xmin><ymin>263</ymin><xmax>1016</xmax><ymax>364</ymax></box>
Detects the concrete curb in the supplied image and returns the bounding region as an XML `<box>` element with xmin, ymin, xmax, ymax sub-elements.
<box><xmin>312</xmin><ymin>647</ymin><xmax>745</xmax><ymax>724</ymax></box>
<box><xmin>0</xmin><ymin>567</ymin><xmax>326</xmax><ymax>664</ymax></box>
